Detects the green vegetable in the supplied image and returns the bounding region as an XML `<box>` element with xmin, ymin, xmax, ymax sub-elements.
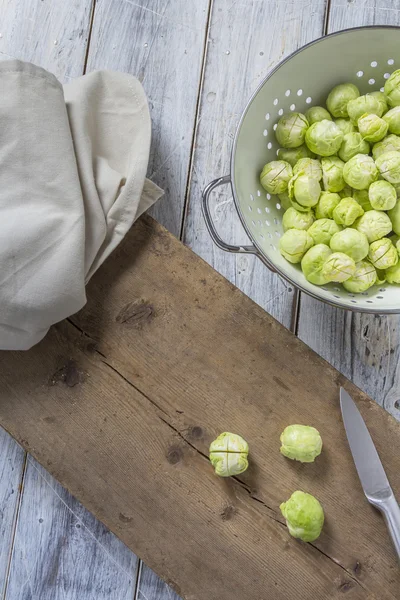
<box><xmin>347</xmin><ymin>94</ymin><xmax>383</xmax><ymax>124</ymax></box>
<box><xmin>209</xmin><ymin>432</ymin><xmax>249</xmax><ymax>477</ymax></box>
<box><xmin>260</xmin><ymin>160</ymin><xmax>293</xmax><ymax>194</ymax></box>
<box><xmin>375</xmin><ymin>150</ymin><xmax>400</xmax><ymax>184</ymax></box>
<box><xmin>293</xmin><ymin>158</ymin><xmax>322</xmax><ymax>180</ymax></box>
<box><xmin>280</xmin><ymin>424</ymin><xmax>322</xmax><ymax>463</ymax></box>
<box><xmin>384</xmin><ymin>69</ymin><xmax>400</xmax><ymax>108</ymax></box>
<box><xmin>343</xmin><ymin>154</ymin><xmax>378</xmax><ymax>190</ymax></box>
<box><xmin>385</xmin><ymin>262</ymin><xmax>400</xmax><ymax>283</ymax></box>
<box><xmin>358</xmin><ymin>113</ymin><xmax>388</xmax><ymax>142</ymax></box>
<box><xmin>342</xmin><ymin>261</ymin><xmax>377</xmax><ymax>293</ymax></box>
<box><xmin>368</xmin><ymin>238</ymin><xmax>398</xmax><ymax>270</ymax></box>
<box><xmin>280</xmin><ymin>491</ymin><xmax>324</xmax><ymax>542</ymax></box>
<box><xmin>338</xmin><ymin>132</ymin><xmax>370</xmax><ymax>162</ymax></box>
<box><xmin>334</xmin><ymin>118</ymin><xmax>356</xmax><ymax>136</ymax></box>
<box><xmin>282</xmin><ymin>207</ymin><xmax>314</xmax><ymax>231</ymax></box>
<box><xmin>353</xmin><ymin>189</ymin><xmax>373</xmax><ymax>211</ymax></box>
<box><xmin>275</xmin><ymin>113</ymin><xmax>309</xmax><ymax>148</ymax></box>
<box><xmin>339</xmin><ymin>185</ymin><xmax>353</xmax><ymax>199</ymax></box>
<box><xmin>330</xmin><ymin>228</ymin><xmax>369</xmax><ymax>262</ymax></box>
<box><xmin>305</xmin><ymin>120</ymin><xmax>343</xmax><ymax>156</ymax></box>
<box><xmin>355</xmin><ymin>210</ymin><xmax>392</xmax><ymax>242</ymax></box>
<box><xmin>369</xmin><ymin>91</ymin><xmax>388</xmax><ymax>115</ymax></box>
<box><xmin>308</xmin><ymin>219</ymin><xmax>341</xmax><ymax>245</ymax></box>
<box><xmin>290</xmin><ymin>197</ymin><xmax>313</xmax><ymax>213</ymax></box>
<box><xmin>326</xmin><ymin>82</ymin><xmax>360</xmax><ymax>118</ymax></box>
<box><xmin>321</xmin><ymin>252</ymin><xmax>356</xmax><ymax>282</ymax></box>
<box><xmin>368</xmin><ymin>180</ymin><xmax>397</xmax><ymax>211</ymax></box>
<box><xmin>301</xmin><ymin>244</ymin><xmax>332</xmax><ymax>285</ymax></box>
<box><xmin>383</xmin><ymin>106</ymin><xmax>400</xmax><ymax>135</ymax></box>
<box><xmin>372</xmin><ymin>134</ymin><xmax>400</xmax><ymax>160</ymax></box>
<box><xmin>321</xmin><ymin>156</ymin><xmax>345</xmax><ymax>192</ymax></box>
<box><xmin>333</xmin><ymin>197</ymin><xmax>364</xmax><ymax>226</ymax></box>
<box><xmin>292</xmin><ymin>174</ymin><xmax>321</xmax><ymax>208</ymax></box>
<box><xmin>388</xmin><ymin>201</ymin><xmax>400</xmax><ymax>235</ymax></box>
<box><xmin>315</xmin><ymin>192</ymin><xmax>341</xmax><ymax>219</ymax></box>
<box><xmin>305</xmin><ymin>106</ymin><xmax>332</xmax><ymax>124</ymax></box>
<box><xmin>277</xmin><ymin>145</ymin><xmax>316</xmax><ymax>166</ymax></box>
<box><xmin>278</xmin><ymin>192</ymin><xmax>292</xmax><ymax>211</ymax></box>
<box><xmin>279</xmin><ymin>229</ymin><xmax>314</xmax><ymax>263</ymax></box>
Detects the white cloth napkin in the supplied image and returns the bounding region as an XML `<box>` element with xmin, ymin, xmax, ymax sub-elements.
<box><xmin>0</xmin><ymin>61</ymin><xmax>163</xmax><ymax>350</ymax></box>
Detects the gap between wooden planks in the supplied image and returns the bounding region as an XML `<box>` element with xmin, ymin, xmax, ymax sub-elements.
<box><xmin>0</xmin><ymin>215</ymin><xmax>399</xmax><ymax>600</ymax></box>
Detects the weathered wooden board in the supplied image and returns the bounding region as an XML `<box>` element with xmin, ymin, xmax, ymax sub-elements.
<box><xmin>297</xmin><ymin>0</ymin><xmax>400</xmax><ymax>421</ymax></box>
<box><xmin>0</xmin><ymin>429</ymin><xmax>25</xmax><ymax>597</ymax></box>
<box><xmin>86</xmin><ymin>0</ymin><xmax>211</xmax><ymax>237</ymax></box>
<box><xmin>0</xmin><ymin>216</ymin><xmax>399</xmax><ymax>600</ymax></box>
<box><xmin>5</xmin><ymin>458</ymin><xmax>138</xmax><ymax>599</ymax></box>
<box><xmin>136</xmin><ymin>563</ymin><xmax>180</xmax><ymax>600</ymax></box>
<box><xmin>0</xmin><ymin>2</ymin><xmax>143</xmax><ymax>599</ymax></box>
<box><xmin>182</xmin><ymin>0</ymin><xmax>327</xmax><ymax>328</ymax></box>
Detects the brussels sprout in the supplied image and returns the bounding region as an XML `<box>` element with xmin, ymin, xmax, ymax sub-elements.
<box><xmin>355</xmin><ymin>210</ymin><xmax>392</xmax><ymax>242</ymax></box>
<box><xmin>343</xmin><ymin>154</ymin><xmax>378</xmax><ymax>190</ymax></box>
<box><xmin>326</xmin><ymin>82</ymin><xmax>360</xmax><ymax>118</ymax></box>
<box><xmin>279</xmin><ymin>229</ymin><xmax>314</xmax><ymax>263</ymax></box>
<box><xmin>393</xmin><ymin>184</ymin><xmax>400</xmax><ymax>199</ymax></box>
<box><xmin>277</xmin><ymin>145</ymin><xmax>316</xmax><ymax>166</ymax></box>
<box><xmin>282</xmin><ymin>207</ymin><xmax>314</xmax><ymax>231</ymax></box>
<box><xmin>369</xmin><ymin>91</ymin><xmax>389</xmax><ymax>115</ymax></box>
<box><xmin>321</xmin><ymin>252</ymin><xmax>356</xmax><ymax>282</ymax></box>
<box><xmin>375</xmin><ymin>150</ymin><xmax>400</xmax><ymax>184</ymax></box>
<box><xmin>280</xmin><ymin>424</ymin><xmax>322</xmax><ymax>463</ymax></box>
<box><xmin>321</xmin><ymin>156</ymin><xmax>345</xmax><ymax>193</ymax></box>
<box><xmin>342</xmin><ymin>260</ymin><xmax>377</xmax><ymax>293</ymax></box>
<box><xmin>275</xmin><ymin>113</ymin><xmax>309</xmax><ymax>148</ymax></box>
<box><xmin>347</xmin><ymin>94</ymin><xmax>383</xmax><ymax>124</ymax></box>
<box><xmin>372</xmin><ymin>134</ymin><xmax>400</xmax><ymax>160</ymax></box>
<box><xmin>382</xmin><ymin>106</ymin><xmax>400</xmax><ymax>135</ymax></box>
<box><xmin>209</xmin><ymin>432</ymin><xmax>249</xmax><ymax>477</ymax></box>
<box><xmin>290</xmin><ymin>197</ymin><xmax>313</xmax><ymax>213</ymax></box>
<box><xmin>333</xmin><ymin>197</ymin><xmax>364</xmax><ymax>226</ymax></box>
<box><xmin>339</xmin><ymin>185</ymin><xmax>354</xmax><ymax>199</ymax></box>
<box><xmin>368</xmin><ymin>238</ymin><xmax>399</xmax><ymax>270</ymax></box>
<box><xmin>385</xmin><ymin>262</ymin><xmax>400</xmax><ymax>284</ymax></box>
<box><xmin>293</xmin><ymin>158</ymin><xmax>323</xmax><ymax>180</ymax></box>
<box><xmin>308</xmin><ymin>218</ymin><xmax>341</xmax><ymax>245</ymax></box>
<box><xmin>292</xmin><ymin>174</ymin><xmax>321</xmax><ymax>208</ymax></box>
<box><xmin>301</xmin><ymin>244</ymin><xmax>332</xmax><ymax>285</ymax></box>
<box><xmin>306</xmin><ymin>106</ymin><xmax>332</xmax><ymax>124</ymax></box>
<box><xmin>260</xmin><ymin>160</ymin><xmax>293</xmax><ymax>194</ymax></box>
<box><xmin>338</xmin><ymin>132</ymin><xmax>370</xmax><ymax>162</ymax></box>
<box><xmin>384</xmin><ymin>69</ymin><xmax>400</xmax><ymax>108</ymax></box>
<box><xmin>368</xmin><ymin>180</ymin><xmax>397</xmax><ymax>211</ymax></box>
<box><xmin>353</xmin><ymin>189</ymin><xmax>373</xmax><ymax>212</ymax></box>
<box><xmin>334</xmin><ymin>118</ymin><xmax>356</xmax><ymax>136</ymax></box>
<box><xmin>388</xmin><ymin>201</ymin><xmax>400</xmax><ymax>235</ymax></box>
<box><xmin>280</xmin><ymin>491</ymin><xmax>324</xmax><ymax>542</ymax></box>
<box><xmin>278</xmin><ymin>192</ymin><xmax>292</xmax><ymax>211</ymax></box>
<box><xmin>315</xmin><ymin>191</ymin><xmax>341</xmax><ymax>219</ymax></box>
<box><xmin>358</xmin><ymin>113</ymin><xmax>388</xmax><ymax>142</ymax></box>
<box><xmin>305</xmin><ymin>120</ymin><xmax>343</xmax><ymax>156</ymax></box>
<box><xmin>330</xmin><ymin>228</ymin><xmax>369</xmax><ymax>261</ymax></box>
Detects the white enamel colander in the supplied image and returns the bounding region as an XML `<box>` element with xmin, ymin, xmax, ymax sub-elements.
<box><xmin>202</xmin><ymin>26</ymin><xmax>400</xmax><ymax>313</ymax></box>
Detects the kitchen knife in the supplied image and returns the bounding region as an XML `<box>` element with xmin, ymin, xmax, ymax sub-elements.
<box><xmin>340</xmin><ymin>387</ymin><xmax>400</xmax><ymax>559</ymax></box>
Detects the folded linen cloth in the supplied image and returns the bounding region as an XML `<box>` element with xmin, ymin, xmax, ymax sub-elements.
<box><xmin>0</xmin><ymin>61</ymin><xmax>163</xmax><ymax>350</ymax></box>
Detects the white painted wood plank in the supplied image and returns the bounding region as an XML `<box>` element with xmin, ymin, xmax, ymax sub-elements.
<box><xmin>0</xmin><ymin>0</ymin><xmax>94</xmax><ymax>81</ymax></box>
<box><xmin>136</xmin><ymin>564</ymin><xmax>180</xmax><ymax>600</ymax></box>
<box><xmin>182</xmin><ymin>0</ymin><xmax>327</xmax><ymax>328</ymax></box>
<box><xmin>0</xmin><ymin>430</ymin><xmax>25</xmax><ymax>597</ymax></box>
<box><xmin>5</xmin><ymin>459</ymin><xmax>138</xmax><ymax>600</ymax></box>
<box><xmin>297</xmin><ymin>0</ymin><xmax>400</xmax><ymax>421</ymax></box>
<box><xmin>86</xmin><ymin>0</ymin><xmax>211</xmax><ymax>236</ymax></box>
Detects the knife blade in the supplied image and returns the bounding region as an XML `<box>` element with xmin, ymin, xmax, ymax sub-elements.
<box><xmin>340</xmin><ymin>387</ymin><xmax>400</xmax><ymax>559</ymax></box>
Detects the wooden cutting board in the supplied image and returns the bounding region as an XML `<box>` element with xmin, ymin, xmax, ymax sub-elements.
<box><xmin>0</xmin><ymin>215</ymin><xmax>399</xmax><ymax>599</ymax></box>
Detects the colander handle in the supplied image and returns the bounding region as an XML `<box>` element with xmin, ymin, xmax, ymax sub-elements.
<box><xmin>202</xmin><ymin>176</ymin><xmax>276</xmax><ymax>272</ymax></box>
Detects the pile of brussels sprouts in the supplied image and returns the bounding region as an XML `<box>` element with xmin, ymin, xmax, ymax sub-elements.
<box><xmin>260</xmin><ymin>70</ymin><xmax>400</xmax><ymax>294</ymax></box>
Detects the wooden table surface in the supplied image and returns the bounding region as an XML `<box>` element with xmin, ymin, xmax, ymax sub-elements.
<box><xmin>0</xmin><ymin>1</ymin><xmax>399</xmax><ymax>599</ymax></box>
